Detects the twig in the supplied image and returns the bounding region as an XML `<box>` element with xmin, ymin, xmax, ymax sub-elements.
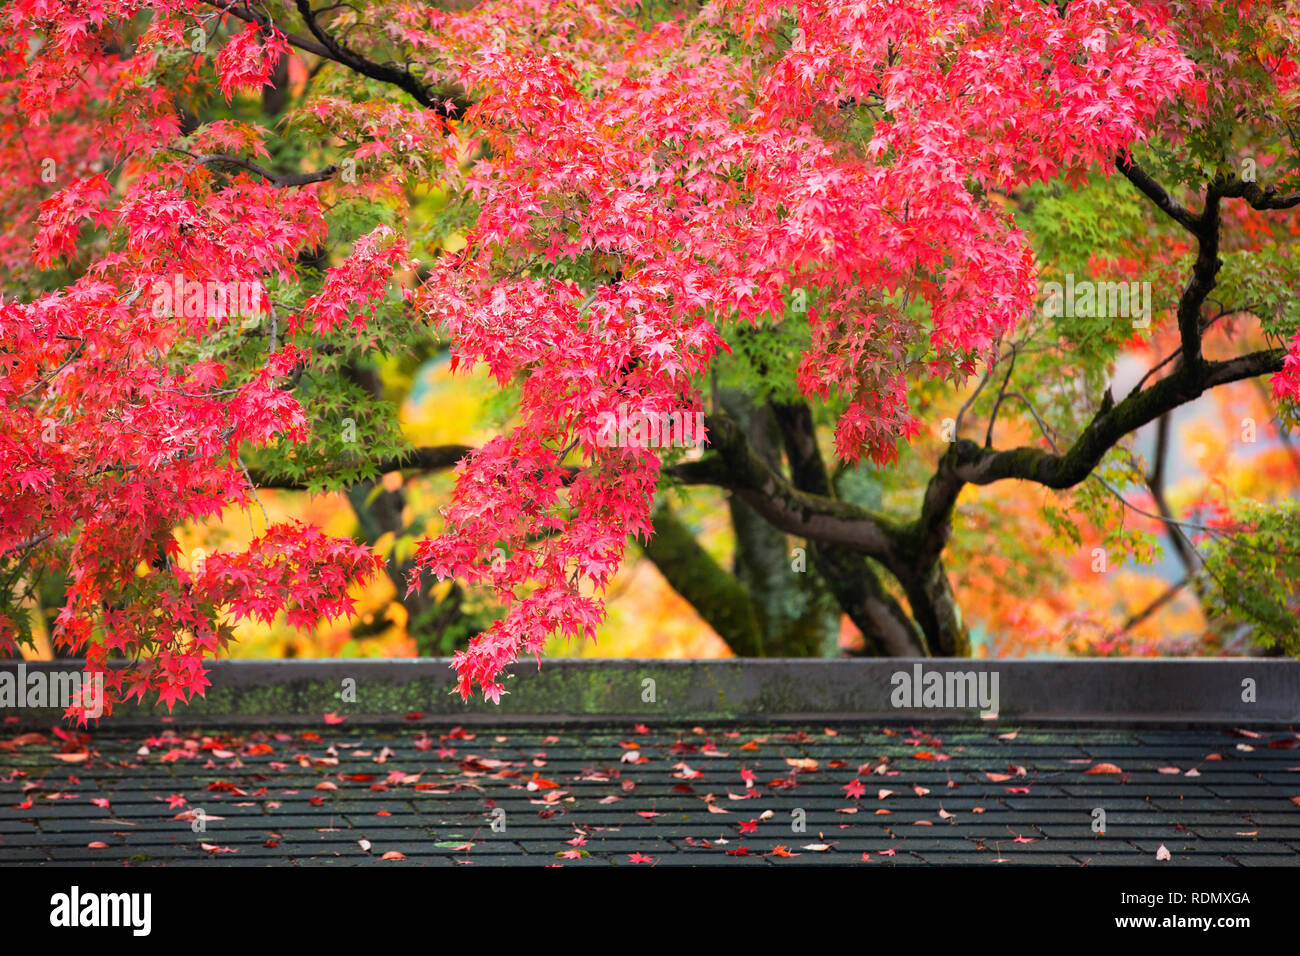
<box><xmin>237</xmin><ymin>454</ymin><xmax>271</xmax><ymax>532</ymax></box>
<box><xmin>168</xmin><ymin>147</ymin><xmax>338</xmax><ymax>188</ymax></box>
<box><xmin>19</xmin><ymin>342</ymin><xmax>86</xmax><ymax>398</ymax></box>
<box><xmin>1117</xmin><ymin>576</ymin><xmax>1190</xmax><ymax>634</ymax></box>
<box><xmin>983</xmin><ymin>347</ymin><xmax>1019</xmax><ymax>448</ymax></box>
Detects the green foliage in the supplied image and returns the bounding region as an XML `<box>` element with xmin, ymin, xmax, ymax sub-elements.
<box><xmin>267</xmin><ymin>371</ymin><xmax>411</xmax><ymax>494</ymax></box>
<box><xmin>1017</xmin><ymin>174</ymin><xmax>1175</xmax><ymax>363</ymax></box>
<box><xmin>1201</xmin><ymin>501</ymin><xmax>1300</xmax><ymax>653</ymax></box>
<box><xmin>413</xmin><ymin>588</ymin><xmax>498</xmax><ymax>656</ymax></box>
<box><xmin>715</xmin><ymin>306</ymin><xmax>813</xmax><ymax>406</ymax></box>
<box><xmin>1215</xmin><ymin>246</ymin><xmax>1300</xmax><ymax>344</ymax></box>
<box><xmin>1020</xmin><ymin>175</ymin><xmax>1149</xmax><ymax>280</ymax></box>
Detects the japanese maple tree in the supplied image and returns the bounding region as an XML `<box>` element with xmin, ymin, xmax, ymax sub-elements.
<box><xmin>2</xmin><ymin>0</ymin><xmax>1298</xmax><ymax>715</ymax></box>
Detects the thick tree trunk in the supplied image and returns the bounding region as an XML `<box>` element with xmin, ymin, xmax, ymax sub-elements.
<box><xmin>642</xmin><ymin>503</ymin><xmax>765</xmax><ymax>656</ymax></box>
<box><xmin>770</xmin><ymin>399</ymin><xmax>927</xmax><ymax>656</ymax></box>
<box><xmin>897</xmin><ymin>559</ymin><xmax>969</xmax><ymax>656</ymax></box>
<box><xmin>721</xmin><ymin>390</ymin><xmax>840</xmax><ymax>657</ymax></box>
<box><xmin>810</xmin><ymin>543</ymin><xmax>928</xmax><ymax>655</ymax></box>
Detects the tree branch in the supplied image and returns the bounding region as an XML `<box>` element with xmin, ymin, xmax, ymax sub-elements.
<box><xmin>948</xmin><ymin>347</ymin><xmax>1286</xmax><ymax>492</ymax></box>
<box><xmin>292</xmin><ymin>0</ymin><xmax>467</xmax><ymax>114</ymax></box>
<box><xmin>1117</xmin><ymin>576</ymin><xmax>1190</xmax><ymax>634</ymax></box>
<box><xmin>205</xmin><ymin>1</ymin><xmax>469</xmax><ymax>116</ymax></box>
<box><xmin>247</xmin><ymin>444</ymin><xmax>473</xmax><ymax>489</ymax></box>
<box><xmin>672</xmin><ymin>414</ymin><xmax>903</xmax><ymax>559</ymax></box>
<box><xmin>172</xmin><ymin>149</ymin><xmax>338</xmax><ymax>188</ymax></box>
<box><xmin>1145</xmin><ymin>412</ymin><xmax>1200</xmax><ymax>575</ymax></box>
<box><xmin>1217</xmin><ymin>178</ymin><xmax>1300</xmax><ymax>211</ymax></box>
<box><xmin>769</xmin><ymin>399</ymin><xmax>926</xmax><ymax>655</ymax></box>
<box><xmin>1114</xmin><ymin>154</ymin><xmax>1200</xmax><ymax>231</ymax></box>
<box><xmin>1174</xmin><ymin>183</ymin><xmax>1222</xmax><ymax>369</ymax></box>
<box><xmin>984</xmin><ymin>346</ymin><xmax>1018</xmax><ymax>448</ymax></box>
<box><xmin>207</xmin><ymin>0</ymin><xmax>333</xmax><ymax>59</ymax></box>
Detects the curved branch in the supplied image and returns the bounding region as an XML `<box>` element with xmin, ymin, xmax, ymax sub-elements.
<box><xmin>173</xmin><ymin>149</ymin><xmax>338</xmax><ymax>187</ymax></box>
<box><xmin>1117</xmin><ymin>576</ymin><xmax>1190</xmax><ymax>634</ymax></box>
<box><xmin>1145</xmin><ymin>412</ymin><xmax>1200</xmax><ymax>575</ymax></box>
<box><xmin>1217</xmin><ymin>178</ymin><xmax>1300</xmax><ymax>211</ymax></box>
<box><xmin>207</xmin><ymin>0</ymin><xmax>333</xmax><ymax>59</ymax></box>
<box><xmin>948</xmin><ymin>348</ymin><xmax>1286</xmax><ymax>492</ymax></box>
<box><xmin>673</xmin><ymin>414</ymin><xmax>903</xmax><ymax>559</ymax></box>
<box><xmin>292</xmin><ymin>0</ymin><xmax>466</xmax><ymax>114</ymax></box>
<box><xmin>769</xmin><ymin>400</ymin><xmax>926</xmax><ymax>655</ymax></box>
<box><xmin>1115</xmin><ymin>154</ymin><xmax>1199</xmax><ymax>231</ymax></box>
<box><xmin>205</xmin><ymin>1</ymin><xmax>469</xmax><ymax>116</ymax></box>
<box><xmin>247</xmin><ymin>444</ymin><xmax>473</xmax><ymax>489</ymax></box>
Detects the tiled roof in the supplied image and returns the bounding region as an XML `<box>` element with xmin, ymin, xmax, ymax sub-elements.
<box><xmin>4</xmin><ymin>720</ymin><xmax>1299</xmax><ymax>866</ymax></box>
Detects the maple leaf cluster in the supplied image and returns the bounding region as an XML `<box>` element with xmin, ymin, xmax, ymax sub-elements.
<box><xmin>407</xmin><ymin>0</ymin><xmax>1217</xmax><ymax>697</ymax></box>
<box><xmin>0</xmin><ymin>0</ymin><xmax>389</xmax><ymax>718</ymax></box>
<box><xmin>2</xmin><ymin>0</ymin><xmax>1298</xmax><ymax>707</ymax></box>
